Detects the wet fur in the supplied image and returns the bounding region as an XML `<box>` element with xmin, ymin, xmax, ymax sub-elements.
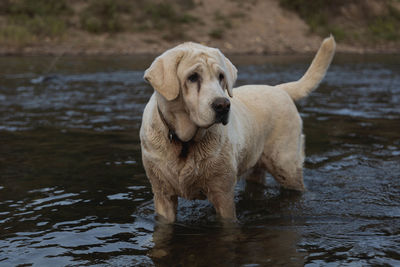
<box><xmin>140</xmin><ymin>37</ymin><xmax>336</xmax><ymax>223</ymax></box>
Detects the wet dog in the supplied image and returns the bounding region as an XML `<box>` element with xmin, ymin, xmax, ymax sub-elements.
<box><xmin>140</xmin><ymin>36</ymin><xmax>336</xmax><ymax>223</ymax></box>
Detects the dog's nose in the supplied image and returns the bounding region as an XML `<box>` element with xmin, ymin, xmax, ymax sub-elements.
<box><xmin>212</xmin><ymin>97</ymin><xmax>230</xmax><ymax>114</ymax></box>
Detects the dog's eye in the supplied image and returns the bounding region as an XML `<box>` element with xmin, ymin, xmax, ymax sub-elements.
<box><xmin>219</xmin><ymin>73</ymin><xmax>224</xmax><ymax>82</ymax></box>
<box><xmin>188</xmin><ymin>73</ymin><xmax>199</xmax><ymax>83</ymax></box>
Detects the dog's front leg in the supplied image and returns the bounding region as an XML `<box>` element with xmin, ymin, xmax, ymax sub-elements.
<box><xmin>154</xmin><ymin>193</ymin><xmax>178</xmax><ymax>223</ymax></box>
<box><xmin>143</xmin><ymin>160</ymin><xmax>178</xmax><ymax>223</ymax></box>
<box><xmin>208</xmin><ymin>186</ymin><xmax>237</xmax><ymax>222</ymax></box>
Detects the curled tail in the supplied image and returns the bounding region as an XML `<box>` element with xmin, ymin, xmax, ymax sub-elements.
<box><xmin>277</xmin><ymin>35</ymin><xmax>336</xmax><ymax>101</ymax></box>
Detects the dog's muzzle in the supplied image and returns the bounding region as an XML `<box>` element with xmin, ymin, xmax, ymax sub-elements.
<box><xmin>212</xmin><ymin>97</ymin><xmax>230</xmax><ymax>125</ymax></box>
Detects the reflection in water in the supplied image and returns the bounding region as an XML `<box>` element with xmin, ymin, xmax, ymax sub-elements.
<box><xmin>150</xmin><ymin>222</ymin><xmax>304</xmax><ymax>266</ymax></box>
<box><xmin>0</xmin><ymin>54</ymin><xmax>399</xmax><ymax>266</ymax></box>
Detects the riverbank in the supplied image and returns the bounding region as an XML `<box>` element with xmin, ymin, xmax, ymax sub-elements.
<box><xmin>1</xmin><ymin>0</ymin><xmax>399</xmax><ymax>55</ymax></box>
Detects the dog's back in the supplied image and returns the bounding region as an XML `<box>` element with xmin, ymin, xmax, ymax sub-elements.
<box><xmin>228</xmin><ymin>36</ymin><xmax>336</xmax><ymax>189</ymax></box>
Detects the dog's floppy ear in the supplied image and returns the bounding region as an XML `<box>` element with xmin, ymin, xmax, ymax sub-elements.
<box><xmin>217</xmin><ymin>51</ymin><xmax>237</xmax><ymax>98</ymax></box>
<box><xmin>224</xmin><ymin>57</ymin><xmax>237</xmax><ymax>97</ymax></box>
<box><xmin>144</xmin><ymin>49</ymin><xmax>184</xmax><ymax>101</ymax></box>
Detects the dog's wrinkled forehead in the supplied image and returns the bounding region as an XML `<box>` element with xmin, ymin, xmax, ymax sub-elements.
<box><xmin>177</xmin><ymin>42</ymin><xmax>219</xmax><ymax>54</ymax></box>
<box><xmin>177</xmin><ymin>42</ymin><xmax>223</xmax><ymax>68</ymax></box>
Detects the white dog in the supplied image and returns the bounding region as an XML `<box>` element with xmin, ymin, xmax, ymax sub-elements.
<box><xmin>140</xmin><ymin>36</ymin><xmax>336</xmax><ymax>223</ymax></box>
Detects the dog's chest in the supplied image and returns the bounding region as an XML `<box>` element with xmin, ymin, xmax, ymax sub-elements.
<box><xmin>147</xmin><ymin>130</ymin><xmax>233</xmax><ymax>200</ymax></box>
<box><xmin>166</xmin><ymin>149</ymin><xmax>229</xmax><ymax>200</ymax></box>
<box><xmin>169</xmin><ymin>156</ymin><xmax>209</xmax><ymax>199</ymax></box>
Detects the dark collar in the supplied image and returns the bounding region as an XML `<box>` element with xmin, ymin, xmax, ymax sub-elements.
<box><xmin>157</xmin><ymin>105</ymin><xmax>192</xmax><ymax>158</ymax></box>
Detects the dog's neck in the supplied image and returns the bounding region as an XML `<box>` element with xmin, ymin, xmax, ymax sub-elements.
<box><xmin>157</xmin><ymin>102</ymin><xmax>206</xmax><ymax>158</ymax></box>
<box><xmin>156</xmin><ymin>94</ymin><xmax>200</xmax><ymax>142</ymax></box>
<box><xmin>157</xmin><ymin>105</ymin><xmax>185</xmax><ymax>143</ymax></box>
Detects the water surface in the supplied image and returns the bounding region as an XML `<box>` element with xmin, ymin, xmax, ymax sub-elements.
<box><xmin>0</xmin><ymin>53</ymin><xmax>399</xmax><ymax>266</ymax></box>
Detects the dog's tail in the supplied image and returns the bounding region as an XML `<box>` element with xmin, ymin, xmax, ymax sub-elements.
<box><xmin>276</xmin><ymin>35</ymin><xmax>336</xmax><ymax>101</ymax></box>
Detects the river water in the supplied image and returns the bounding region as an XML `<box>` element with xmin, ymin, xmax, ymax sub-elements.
<box><xmin>0</xmin><ymin>53</ymin><xmax>399</xmax><ymax>266</ymax></box>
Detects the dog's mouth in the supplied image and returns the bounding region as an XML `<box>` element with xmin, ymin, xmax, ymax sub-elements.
<box><xmin>215</xmin><ymin>112</ymin><xmax>230</xmax><ymax>125</ymax></box>
<box><xmin>194</xmin><ymin>112</ymin><xmax>230</xmax><ymax>129</ymax></box>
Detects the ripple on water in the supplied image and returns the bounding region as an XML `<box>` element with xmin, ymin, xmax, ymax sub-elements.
<box><xmin>0</xmin><ymin>55</ymin><xmax>399</xmax><ymax>266</ymax></box>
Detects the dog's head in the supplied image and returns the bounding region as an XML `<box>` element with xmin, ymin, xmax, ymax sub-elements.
<box><xmin>144</xmin><ymin>42</ymin><xmax>237</xmax><ymax>128</ymax></box>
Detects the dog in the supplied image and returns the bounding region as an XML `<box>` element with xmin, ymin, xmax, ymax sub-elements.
<box><xmin>140</xmin><ymin>36</ymin><xmax>336</xmax><ymax>223</ymax></box>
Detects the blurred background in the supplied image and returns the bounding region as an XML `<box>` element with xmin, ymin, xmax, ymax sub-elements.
<box><xmin>0</xmin><ymin>0</ymin><xmax>399</xmax><ymax>55</ymax></box>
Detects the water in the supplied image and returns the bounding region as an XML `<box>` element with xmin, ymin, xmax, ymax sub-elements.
<box><xmin>0</xmin><ymin>53</ymin><xmax>399</xmax><ymax>266</ymax></box>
